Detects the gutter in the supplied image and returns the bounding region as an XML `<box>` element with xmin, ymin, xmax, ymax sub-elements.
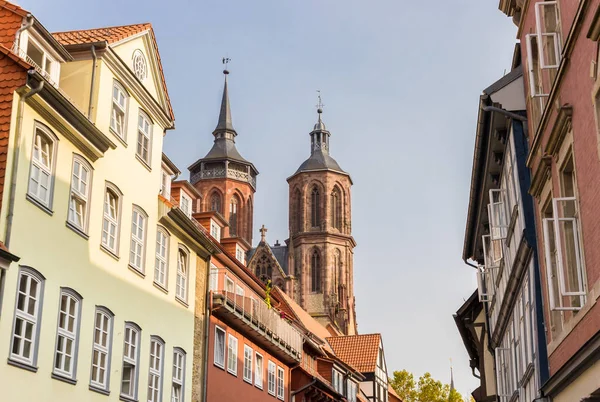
<box><xmin>14</xmin><ymin>14</ymin><xmax>33</xmax><ymax>52</ymax></box>
<box><xmin>5</xmin><ymin>71</ymin><xmax>44</xmax><ymax>247</ymax></box>
<box><xmin>87</xmin><ymin>44</ymin><xmax>97</xmax><ymax>119</ymax></box>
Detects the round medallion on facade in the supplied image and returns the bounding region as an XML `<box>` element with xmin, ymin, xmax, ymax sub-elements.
<box><xmin>132</xmin><ymin>50</ymin><xmax>147</xmax><ymax>81</ymax></box>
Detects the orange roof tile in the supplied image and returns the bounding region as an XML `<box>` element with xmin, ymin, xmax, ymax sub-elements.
<box><xmin>0</xmin><ymin>1</ymin><xmax>27</xmax><ymax>50</ymax></box>
<box><xmin>0</xmin><ymin>1</ymin><xmax>28</xmax><ymax>18</ymax></box>
<box><xmin>53</xmin><ymin>23</ymin><xmax>174</xmax><ymax>121</ymax></box>
<box><xmin>326</xmin><ymin>334</ymin><xmax>381</xmax><ymax>373</ymax></box>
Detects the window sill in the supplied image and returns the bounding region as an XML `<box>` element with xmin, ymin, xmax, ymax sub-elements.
<box><xmin>135</xmin><ymin>154</ymin><xmax>152</xmax><ymax>172</ymax></box>
<box><xmin>153</xmin><ymin>281</ymin><xmax>168</xmax><ymax>294</ymax></box>
<box><xmin>214</xmin><ymin>362</ymin><xmax>225</xmax><ymax>371</ymax></box>
<box><xmin>255</xmin><ymin>384</ymin><xmax>263</xmax><ymax>390</ymax></box>
<box><xmin>227</xmin><ymin>369</ymin><xmax>238</xmax><ymax>377</ymax></box>
<box><xmin>119</xmin><ymin>394</ymin><xmax>138</xmax><ymax>402</ymax></box>
<box><xmin>26</xmin><ymin>194</ymin><xmax>53</xmax><ymax>216</ymax></box>
<box><xmin>66</xmin><ymin>221</ymin><xmax>89</xmax><ymax>240</ymax></box>
<box><xmin>7</xmin><ymin>358</ymin><xmax>38</xmax><ymax>373</ymax></box>
<box><xmin>89</xmin><ymin>384</ymin><xmax>110</xmax><ymax>396</ymax></box>
<box><xmin>243</xmin><ymin>377</ymin><xmax>253</xmax><ymax>385</ymax></box>
<box><xmin>100</xmin><ymin>244</ymin><xmax>120</xmax><ymax>261</ymax></box>
<box><xmin>109</xmin><ymin>127</ymin><xmax>128</xmax><ymax>147</ymax></box>
<box><xmin>175</xmin><ymin>296</ymin><xmax>189</xmax><ymax>308</ymax></box>
<box><xmin>128</xmin><ymin>264</ymin><xmax>145</xmax><ymax>278</ymax></box>
<box><xmin>51</xmin><ymin>372</ymin><xmax>77</xmax><ymax>385</ymax></box>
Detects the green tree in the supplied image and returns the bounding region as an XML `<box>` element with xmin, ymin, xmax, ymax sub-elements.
<box><xmin>389</xmin><ymin>369</ymin><xmax>471</xmax><ymax>402</ymax></box>
<box><xmin>389</xmin><ymin>370</ymin><xmax>417</xmax><ymax>402</ymax></box>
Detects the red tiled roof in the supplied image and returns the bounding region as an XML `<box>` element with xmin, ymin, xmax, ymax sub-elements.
<box><xmin>388</xmin><ymin>384</ymin><xmax>403</xmax><ymax>402</ymax></box>
<box><xmin>0</xmin><ymin>44</ymin><xmax>29</xmax><ymax>213</ymax></box>
<box><xmin>0</xmin><ymin>1</ymin><xmax>27</xmax><ymax>49</ymax></box>
<box><xmin>326</xmin><ymin>334</ymin><xmax>381</xmax><ymax>373</ymax></box>
<box><xmin>0</xmin><ymin>1</ymin><xmax>28</xmax><ymax>18</ymax></box>
<box><xmin>53</xmin><ymin>23</ymin><xmax>174</xmax><ymax>121</ymax></box>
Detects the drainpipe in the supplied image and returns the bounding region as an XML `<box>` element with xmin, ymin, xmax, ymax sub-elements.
<box><xmin>14</xmin><ymin>14</ymin><xmax>33</xmax><ymax>53</ymax></box>
<box><xmin>481</xmin><ymin>106</ymin><xmax>527</xmax><ymax>122</ymax></box>
<box><xmin>5</xmin><ymin>72</ymin><xmax>44</xmax><ymax>247</ymax></box>
<box><xmin>463</xmin><ymin>259</ymin><xmax>479</xmax><ymax>270</ymax></box>
<box><xmin>201</xmin><ymin>255</ymin><xmax>212</xmax><ymax>402</ymax></box>
<box><xmin>87</xmin><ymin>44</ymin><xmax>97</xmax><ymax>119</ymax></box>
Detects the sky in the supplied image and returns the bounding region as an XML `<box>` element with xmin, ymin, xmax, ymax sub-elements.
<box><xmin>22</xmin><ymin>0</ymin><xmax>518</xmax><ymax>396</ymax></box>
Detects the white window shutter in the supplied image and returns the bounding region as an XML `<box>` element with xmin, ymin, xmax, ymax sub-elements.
<box><xmin>525</xmin><ymin>34</ymin><xmax>549</xmax><ymax>98</ymax></box>
<box><xmin>542</xmin><ymin>217</ymin><xmax>559</xmax><ymax>311</ymax></box>
<box><xmin>476</xmin><ymin>266</ymin><xmax>490</xmax><ymax>302</ymax></box>
<box><xmin>482</xmin><ymin>235</ymin><xmax>503</xmax><ymax>270</ymax></box>
<box><xmin>495</xmin><ymin>347</ymin><xmax>512</xmax><ymax>400</ymax></box>
<box><xmin>535</xmin><ymin>1</ymin><xmax>562</xmax><ymax>69</ymax></box>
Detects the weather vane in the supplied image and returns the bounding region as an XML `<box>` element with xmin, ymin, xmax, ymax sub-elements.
<box><xmin>222</xmin><ymin>57</ymin><xmax>231</xmax><ymax>74</ymax></box>
<box><xmin>316</xmin><ymin>90</ymin><xmax>324</xmax><ymax>113</ymax></box>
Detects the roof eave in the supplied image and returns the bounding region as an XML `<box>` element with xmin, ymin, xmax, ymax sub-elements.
<box><xmin>32</xmin><ymin>18</ymin><xmax>74</xmax><ymax>61</ymax></box>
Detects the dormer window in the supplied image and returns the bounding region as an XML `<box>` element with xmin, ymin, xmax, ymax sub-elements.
<box><xmin>210</xmin><ymin>219</ymin><xmax>221</xmax><ymax>241</ymax></box>
<box><xmin>25</xmin><ymin>37</ymin><xmax>57</xmax><ymax>84</ymax></box>
<box><xmin>160</xmin><ymin>169</ymin><xmax>171</xmax><ymax>199</ymax></box>
<box><xmin>180</xmin><ymin>192</ymin><xmax>192</xmax><ymax>218</ymax></box>
<box><xmin>235</xmin><ymin>244</ymin><xmax>245</xmax><ymax>265</ymax></box>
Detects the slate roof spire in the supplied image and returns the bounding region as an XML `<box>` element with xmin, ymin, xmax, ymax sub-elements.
<box><xmin>213</xmin><ymin>68</ymin><xmax>236</xmax><ymax>136</ymax></box>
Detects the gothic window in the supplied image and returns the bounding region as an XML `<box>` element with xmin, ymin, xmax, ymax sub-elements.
<box><xmin>331</xmin><ymin>187</ymin><xmax>342</xmax><ymax>230</ymax></box>
<box><xmin>230</xmin><ymin>196</ymin><xmax>239</xmax><ymax>236</ymax></box>
<box><xmin>311</xmin><ymin>250</ymin><xmax>321</xmax><ymax>292</ymax></box>
<box><xmin>294</xmin><ymin>189</ymin><xmax>302</xmax><ymax>232</ymax></box>
<box><xmin>210</xmin><ymin>192</ymin><xmax>222</xmax><ymax>214</ymax></box>
<box><xmin>311</xmin><ymin>187</ymin><xmax>321</xmax><ymax>228</ymax></box>
<box><xmin>255</xmin><ymin>255</ymin><xmax>272</xmax><ymax>284</ymax></box>
<box><xmin>247</xmin><ymin>199</ymin><xmax>252</xmax><ymax>240</ymax></box>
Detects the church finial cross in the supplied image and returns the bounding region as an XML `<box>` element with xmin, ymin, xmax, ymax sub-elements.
<box><xmin>222</xmin><ymin>57</ymin><xmax>231</xmax><ymax>74</ymax></box>
<box><xmin>260</xmin><ymin>225</ymin><xmax>268</xmax><ymax>242</ymax></box>
<box><xmin>316</xmin><ymin>90</ymin><xmax>324</xmax><ymax>114</ymax></box>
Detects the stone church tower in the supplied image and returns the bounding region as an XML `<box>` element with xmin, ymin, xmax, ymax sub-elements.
<box><xmin>287</xmin><ymin>108</ymin><xmax>357</xmax><ymax>335</ymax></box>
<box><xmin>188</xmin><ymin>70</ymin><xmax>258</xmax><ymax>252</ymax></box>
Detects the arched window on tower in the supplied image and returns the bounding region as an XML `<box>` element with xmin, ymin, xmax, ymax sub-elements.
<box><xmin>294</xmin><ymin>189</ymin><xmax>302</xmax><ymax>232</ymax></box>
<box><xmin>311</xmin><ymin>250</ymin><xmax>321</xmax><ymax>292</ymax></box>
<box><xmin>311</xmin><ymin>187</ymin><xmax>320</xmax><ymax>228</ymax></box>
<box><xmin>210</xmin><ymin>192</ymin><xmax>221</xmax><ymax>214</ymax></box>
<box><xmin>229</xmin><ymin>196</ymin><xmax>239</xmax><ymax>236</ymax></box>
<box><xmin>331</xmin><ymin>187</ymin><xmax>342</xmax><ymax>230</ymax></box>
<box><xmin>247</xmin><ymin>199</ymin><xmax>252</xmax><ymax>240</ymax></box>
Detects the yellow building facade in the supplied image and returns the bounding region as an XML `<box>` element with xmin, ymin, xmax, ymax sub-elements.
<box><xmin>0</xmin><ymin>6</ymin><xmax>214</xmax><ymax>402</ymax></box>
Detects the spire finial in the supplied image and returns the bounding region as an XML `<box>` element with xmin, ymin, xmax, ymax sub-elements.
<box><xmin>222</xmin><ymin>57</ymin><xmax>231</xmax><ymax>75</ymax></box>
<box><xmin>214</xmin><ymin>58</ymin><xmax>235</xmax><ymax>134</ymax></box>
<box><xmin>259</xmin><ymin>225</ymin><xmax>268</xmax><ymax>243</ymax></box>
<box><xmin>316</xmin><ymin>90</ymin><xmax>324</xmax><ymax>115</ymax></box>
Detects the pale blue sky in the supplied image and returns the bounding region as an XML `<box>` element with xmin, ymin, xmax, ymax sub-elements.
<box><xmin>22</xmin><ymin>0</ymin><xmax>517</xmax><ymax>395</ymax></box>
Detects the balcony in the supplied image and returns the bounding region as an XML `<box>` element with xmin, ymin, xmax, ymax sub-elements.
<box><xmin>190</xmin><ymin>166</ymin><xmax>257</xmax><ymax>189</ymax></box>
<box><xmin>212</xmin><ymin>289</ymin><xmax>302</xmax><ymax>364</ymax></box>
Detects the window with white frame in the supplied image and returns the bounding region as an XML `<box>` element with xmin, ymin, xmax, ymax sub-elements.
<box><xmin>214</xmin><ymin>326</ymin><xmax>226</xmax><ymax>369</ymax></box>
<box><xmin>160</xmin><ymin>169</ymin><xmax>171</xmax><ymax>199</ymax></box>
<box><xmin>235</xmin><ymin>244</ymin><xmax>245</xmax><ymax>264</ymax></box>
<box><xmin>236</xmin><ymin>285</ymin><xmax>245</xmax><ymax>298</ymax></box>
<box><xmin>227</xmin><ymin>334</ymin><xmax>238</xmax><ymax>375</ymax></box>
<box><xmin>210</xmin><ymin>220</ymin><xmax>221</xmax><ymax>241</ymax></box>
<box><xmin>148</xmin><ymin>337</ymin><xmax>164</xmax><ymax>402</ymax></box>
<box><xmin>102</xmin><ymin>184</ymin><xmax>121</xmax><ymax>254</ymax></box>
<box><xmin>68</xmin><ymin>156</ymin><xmax>92</xmax><ymax>232</ymax></box>
<box><xmin>53</xmin><ymin>289</ymin><xmax>82</xmax><ymax>379</ymax></box>
<box><xmin>137</xmin><ymin>111</ymin><xmax>152</xmax><ymax>165</ymax></box>
<box><xmin>535</xmin><ymin>1</ymin><xmax>562</xmax><ymax>70</ymax></box>
<box><xmin>255</xmin><ymin>352</ymin><xmax>264</xmax><ymax>389</ymax></box>
<box><xmin>121</xmin><ymin>323</ymin><xmax>140</xmax><ymax>399</ymax></box>
<box><xmin>225</xmin><ymin>277</ymin><xmax>234</xmax><ymax>294</ymax></box>
<box><xmin>243</xmin><ymin>345</ymin><xmax>253</xmax><ymax>383</ymax></box>
<box><xmin>10</xmin><ymin>267</ymin><xmax>45</xmax><ymax>366</ymax></box>
<box><xmin>171</xmin><ymin>348</ymin><xmax>186</xmax><ymax>402</ymax></box>
<box><xmin>25</xmin><ymin>36</ymin><xmax>57</xmax><ymax>82</ymax></box>
<box><xmin>110</xmin><ymin>82</ymin><xmax>128</xmax><ymax>139</ymax></box>
<box><xmin>176</xmin><ymin>247</ymin><xmax>188</xmax><ymax>302</ymax></box>
<box><xmin>209</xmin><ymin>264</ymin><xmax>218</xmax><ymax>291</ymax></box>
<box><xmin>155</xmin><ymin>228</ymin><xmax>169</xmax><ymax>288</ymax></box>
<box><xmin>90</xmin><ymin>307</ymin><xmax>113</xmax><ymax>391</ymax></box>
<box><xmin>129</xmin><ymin>206</ymin><xmax>147</xmax><ymax>272</ymax></box>
<box><xmin>268</xmin><ymin>361</ymin><xmax>276</xmax><ymax>395</ymax></box>
<box><xmin>488</xmin><ymin>189</ymin><xmax>508</xmax><ymax>240</ymax></box>
<box><xmin>332</xmin><ymin>368</ymin><xmax>344</xmax><ymax>394</ymax></box>
<box><xmin>28</xmin><ymin>125</ymin><xmax>56</xmax><ymax>208</ymax></box>
<box><xmin>347</xmin><ymin>381</ymin><xmax>357</xmax><ymax>402</ymax></box>
<box><xmin>277</xmin><ymin>366</ymin><xmax>284</xmax><ymax>400</ymax></box>
<box><xmin>180</xmin><ymin>192</ymin><xmax>192</xmax><ymax>218</ymax></box>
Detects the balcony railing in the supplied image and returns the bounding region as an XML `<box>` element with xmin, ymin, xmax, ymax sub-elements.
<box><xmin>212</xmin><ymin>289</ymin><xmax>302</xmax><ymax>363</ymax></box>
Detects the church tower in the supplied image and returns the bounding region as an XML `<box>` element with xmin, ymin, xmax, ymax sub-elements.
<box><xmin>189</xmin><ymin>69</ymin><xmax>258</xmax><ymax>253</ymax></box>
<box><xmin>287</xmin><ymin>106</ymin><xmax>357</xmax><ymax>335</ymax></box>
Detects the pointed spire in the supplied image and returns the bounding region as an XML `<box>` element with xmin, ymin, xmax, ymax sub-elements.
<box><xmin>213</xmin><ymin>69</ymin><xmax>236</xmax><ymax>135</ymax></box>
<box><xmin>450</xmin><ymin>363</ymin><xmax>455</xmax><ymax>393</ymax></box>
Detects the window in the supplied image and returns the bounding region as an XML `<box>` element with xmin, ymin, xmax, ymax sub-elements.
<box><xmin>90</xmin><ymin>307</ymin><xmax>113</xmax><ymax>391</ymax></box>
<box><xmin>243</xmin><ymin>345</ymin><xmax>253</xmax><ymax>383</ymax></box>
<box><xmin>176</xmin><ymin>247</ymin><xmax>188</xmax><ymax>302</ymax></box>
<box><xmin>132</xmin><ymin>50</ymin><xmax>147</xmax><ymax>81</ymax></box>
<box><xmin>121</xmin><ymin>323</ymin><xmax>141</xmax><ymax>399</ymax></box>
<box><xmin>347</xmin><ymin>381</ymin><xmax>357</xmax><ymax>402</ymax></box>
<box><xmin>171</xmin><ymin>348</ymin><xmax>186</xmax><ymax>402</ymax></box>
<box><xmin>331</xmin><ymin>187</ymin><xmax>342</xmax><ymax>230</ymax></box>
<box><xmin>534</xmin><ymin>1</ymin><xmax>562</xmax><ymax>69</ymax></box>
<box><xmin>294</xmin><ymin>189</ymin><xmax>302</xmax><ymax>232</ymax></box>
<box><xmin>180</xmin><ymin>192</ymin><xmax>192</xmax><ymax>218</ymax></box>
<box><xmin>311</xmin><ymin>186</ymin><xmax>320</xmax><ymax>227</ymax></box>
<box><xmin>68</xmin><ymin>156</ymin><xmax>92</xmax><ymax>233</ymax></box>
<box><xmin>214</xmin><ymin>326</ymin><xmax>226</xmax><ymax>369</ymax></box>
<box><xmin>210</xmin><ymin>220</ymin><xmax>221</xmax><ymax>241</ymax></box>
<box><xmin>10</xmin><ymin>267</ymin><xmax>45</xmax><ymax>366</ymax></box>
<box><xmin>209</xmin><ymin>264</ymin><xmax>218</xmax><ymax>291</ymax></box>
<box><xmin>28</xmin><ymin>125</ymin><xmax>56</xmax><ymax>208</ymax></box>
<box><xmin>235</xmin><ymin>245</ymin><xmax>245</xmax><ymax>264</ymax></box>
<box><xmin>488</xmin><ymin>189</ymin><xmax>508</xmax><ymax>240</ymax></box>
<box><xmin>277</xmin><ymin>366</ymin><xmax>285</xmax><ymax>400</ymax></box>
<box><xmin>332</xmin><ymin>369</ymin><xmax>344</xmax><ymax>394</ymax></box>
<box><xmin>137</xmin><ymin>111</ymin><xmax>152</xmax><ymax>165</ymax></box>
<box><xmin>102</xmin><ymin>183</ymin><xmax>122</xmax><ymax>254</ymax></box>
<box><xmin>160</xmin><ymin>169</ymin><xmax>171</xmax><ymax>199</ymax></box>
<box><xmin>155</xmin><ymin>228</ymin><xmax>169</xmax><ymax>288</ymax></box>
<box><xmin>496</xmin><ymin>346</ymin><xmax>512</xmax><ymax>401</ymax></box>
<box><xmin>268</xmin><ymin>361</ymin><xmax>276</xmax><ymax>395</ymax></box>
<box><xmin>26</xmin><ymin>37</ymin><xmax>56</xmax><ymax>81</ymax></box>
<box><xmin>53</xmin><ymin>289</ymin><xmax>82</xmax><ymax>379</ymax></box>
<box><xmin>311</xmin><ymin>250</ymin><xmax>321</xmax><ymax>292</ymax></box>
<box><xmin>236</xmin><ymin>285</ymin><xmax>245</xmax><ymax>301</ymax></box>
<box><xmin>227</xmin><ymin>334</ymin><xmax>238</xmax><ymax>375</ymax></box>
<box><xmin>225</xmin><ymin>277</ymin><xmax>234</xmax><ymax>294</ymax></box>
<box><xmin>230</xmin><ymin>196</ymin><xmax>239</xmax><ymax>236</ymax></box>
<box><xmin>210</xmin><ymin>192</ymin><xmax>222</xmax><ymax>213</ymax></box>
<box><xmin>148</xmin><ymin>337</ymin><xmax>164</xmax><ymax>402</ymax></box>
<box><xmin>129</xmin><ymin>206</ymin><xmax>147</xmax><ymax>272</ymax></box>
<box><xmin>111</xmin><ymin>82</ymin><xmax>128</xmax><ymax>139</ymax></box>
<box><xmin>255</xmin><ymin>352</ymin><xmax>264</xmax><ymax>389</ymax></box>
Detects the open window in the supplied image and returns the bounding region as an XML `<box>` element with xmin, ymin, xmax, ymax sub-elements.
<box><xmin>495</xmin><ymin>347</ymin><xmax>513</xmax><ymax>402</ymax></box>
<box><xmin>535</xmin><ymin>1</ymin><xmax>562</xmax><ymax>69</ymax></box>
<box><xmin>478</xmin><ymin>235</ymin><xmax>502</xmax><ymax>303</ymax></box>
<box><xmin>488</xmin><ymin>189</ymin><xmax>508</xmax><ymax>240</ymax></box>
<box><xmin>542</xmin><ymin>197</ymin><xmax>586</xmax><ymax>311</ymax></box>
